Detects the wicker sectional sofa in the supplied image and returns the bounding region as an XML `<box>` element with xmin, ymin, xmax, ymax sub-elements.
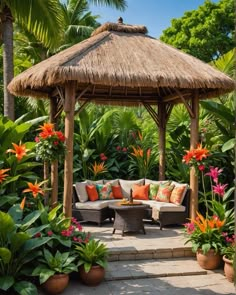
<box><xmin>72</xmin><ymin>178</ymin><xmax>190</xmax><ymax>230</ymax></box>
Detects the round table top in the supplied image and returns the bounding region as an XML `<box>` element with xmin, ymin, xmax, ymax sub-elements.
<box><xmin>109</xmin><ymin>201</ymin><xmax>149</xmax><ymax>210</ymax></box>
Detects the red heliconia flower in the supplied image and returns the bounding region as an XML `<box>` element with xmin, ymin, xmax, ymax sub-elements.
<box><xmin>182</xmin><ymin>150</ymin><xmax>195</xmax><ymax>164</ymax></box>
<box><xmin>6</xmin><ymin>142</ymin><xmax>30</xmax><ymax>161</ymax></box>
<box><xmin>194</xmin><ymin>144</ymin><xmax>210</xmax><ymax>161</ymax></box>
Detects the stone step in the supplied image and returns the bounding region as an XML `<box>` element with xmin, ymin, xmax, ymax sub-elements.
<box><xmin>108</xmin><ymin>246</ymin><xmax>194</xmax><ymax>261</ymax></box>
<box><xmin>105</xmin><ymin>257</ymin><xmax>208</xmax><ymax>281</ymax></box>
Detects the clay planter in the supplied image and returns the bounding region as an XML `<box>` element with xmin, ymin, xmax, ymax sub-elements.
<box><xmin>79</xmin><ymin>265</ymin><xmax>105</xmax><ymax>286</ymax></box>
<box><xmin>196</xmin><ymin>249</ymin><xmax>221</xmax><ymax>270</ymax></box>
<box><xmin>42</xmin><ymin>273</ymin><xmax>69</xmax><ymax>294</ymax></box>
<box><xmin>223</xmin><ymin>255</ymin><xmax>234</xmax><ymax>283</ymax></box>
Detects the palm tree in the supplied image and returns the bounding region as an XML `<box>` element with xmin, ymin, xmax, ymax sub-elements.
<box><xmin>1</xmin><ymin>0</ymin><xmax>126</xmax><ymax>121</ymax></box>
<box><xmin>0</xmin><ymin>0</ymin><xmax>63</xmax><ymax>120</ymax></box>
<box><xmin>59</xmin><ymin>0</ymin><xmax>100</xmax><ymax>51</ymax></box>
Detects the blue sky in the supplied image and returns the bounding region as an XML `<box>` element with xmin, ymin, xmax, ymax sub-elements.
<box><xmin>90</xmin><ymin>0</ymin><xmax>219</xmax><ymax>38</ymax></box>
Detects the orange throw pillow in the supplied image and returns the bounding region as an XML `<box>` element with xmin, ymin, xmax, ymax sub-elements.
<box><xmin>112</xmin><ymin>185</ymin><xmax>123</xmax><ymax>199</ymax></box>
<box><xmin>86</xmin><ymin>185</ymin><xmax>99</xmax><ymax>201</ymax></box>
<box><xmin>132</xmin><ymin>184</ymin><xmax>150</xmax><ymax>200</ymax></box>
<box><xmin>170</xmin><ymin>185</ymin><xmax>187</xmax><ymax>205</ymax></box>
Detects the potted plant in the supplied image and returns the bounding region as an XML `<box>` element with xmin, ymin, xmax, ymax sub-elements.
<box><xmin>183</xmin><ymin>212</ymin><xmax>225</xmax><ymax>270</ymax></box>
<box><xmin>32</xmin><ymin>248</ymin><xmax>78</xmax><ymax>294</ymax></box>
<box><xmin>74</xmin><ymin>239</ymin><xmax>108</xmax><ymax>286</ymax></box>
<box><xmin>221</xmin><ymin>234</ymin><xmax>236</xmax><ymax>282</ymax></box>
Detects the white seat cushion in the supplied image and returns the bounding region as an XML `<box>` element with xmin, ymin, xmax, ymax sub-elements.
<box><xmin>152</xmin><ymin>202</ymin><xmax>186</xmax><ymax>212</ymax></box>
<box><xmin>75</xmin><ymin>199</ymin><xmax>118</xmax><ymax>210</ymax></box>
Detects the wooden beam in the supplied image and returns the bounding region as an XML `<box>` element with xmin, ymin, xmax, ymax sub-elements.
<box><xmin>63</xmin><ymin>82</ymin><xmax>76</xmax><ymax>217</ymax></box>
<box><xmin>175</xmin><ymin>89</ymin><xmax>195</xmax><ymax>118</ymax></box>
<box><xmin>158</xmin><ymin>102</ymin><xmax>166</xmax><ymax>180</ymax></box>
<box><xmin>189</xmin><ymin>90</ymin><xmax>199</xmax><ymax>219</ymax></box>
<box><xmin>143</xmin><ymin>102</ymin><xmax>159</xmax><ymax>126</ymax></box>
<box><xmin>50</xmin><ymin>98</ymin><xmax>59</xmax><ymax>208</ymax></box>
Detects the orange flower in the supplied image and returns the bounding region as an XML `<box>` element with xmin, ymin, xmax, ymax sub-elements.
<box><xmin>38</xmin><ymin>123</ymin><xmax>55</xmax><ymax>138</ymax></box>
<box><xmin>194</xmin><ymin>144</ymin><xmax>210</xmax><ymax>161</ymax></box>
<box><xmin>20</xmin><ymin>197</ymin><xmax>26</xmax><ymax>210</ymax></box>
<box><xmin>182</xmin><ymin>150</ymin><xmax>195</xmax><ymax>164</ymax></box>
<box><xmin>0</xmin><ymin>168</ymin><xmax>10</xmax><ymax>183</ymax></box>
<box><xmin>90</xmin><ymin>162</ymin><xmax>107</xmax><ymax>177</ymax></box>
<box><xmin>146</xmin><ymin>148</ymin><xmax>151</xmax><ymax>161</ymax></box>
<box><xmin>23</xmin><ymin>181</ymin><xmax>45</xmax><ymax>198</ymax></box>
<box><xmin>6</xmin><ymin>142</ymin><xmax>29</xmax><ymax>161</ymax></box>
<box><xmin>38</xmin><ymin>123</ymin><xmax>54</xmax><ymax>133</ymax></box>
<box><xmin>131</xmin><ymin>146</ymin><xmax>143</xmax><ymax>158</ymax></box>
<box><xmin>138</xmin><ymin>131</ymin><xmax>143</xmax><ymax>141</ymax></box>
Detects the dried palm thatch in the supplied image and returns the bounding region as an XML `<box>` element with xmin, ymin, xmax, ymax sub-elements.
<box><xmin>8</xmin><ymin>22</ymin><xmax>235</xmax><ymax>105</ymax></box>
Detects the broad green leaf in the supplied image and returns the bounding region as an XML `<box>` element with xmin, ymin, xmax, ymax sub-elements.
<box><xmin>0</xmin><ymin>211</ymin><xmax>15</xmax><ymax>236</ymax></box>
<box><xmin>23</xmin><ymin>237</ymin><xmax>51</xmax><ymax>252</ymax></box>
<box><xmin>14</xmin><ymin>280</ymin><xmax>38</xmax><ymax>295</ymax></box>
<box><xmin>21</xmin><ymin>210</ymin><xmax>41</xmax><ymax>231</ymax></box>
<box><xmin>10</xmin><ymin>232</ymin><xmax>30</xmax><ymax>252</ymax></box>
<box><xmin>222</xmin><ymin>138</ymin><xmax>235</xmax><ymax>152</ymax></box>
<box><xmin>0</xmin><ymin>247</ymin><xmax>12</xmax><ymax>264</ymax></box>
<box><xmin>8</xmin><ymin>204</ymin><xmax>23</xmax><ymax>223</ymax></box>
<box><xmin>0</xmin><ymin>275</ymin><xmax>14</xmax><ymax>291</ymax></box>
<box><xmin>48</xmin><ymin>204</ymin><xmax>62</xmax><ymax>221</ymax></box>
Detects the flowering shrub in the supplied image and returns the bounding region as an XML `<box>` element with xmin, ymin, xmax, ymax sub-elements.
<box><xmin>184</xmin><ymin>212</ymin><xmax>225</xmax><ymax>254</ymax></box>
<box><xmin>221</xmin><ymin>233</ymin><xmax>236</xmax><ymax>260</ymax></box>
<box><xmin>89</xmin><ymin>161</ymin><xmax>107</xmax><ymax>180</ymax></box>
<box><xmin>6</xmin><ymin>141</ymin><xmax>30</xmax><ymax>161</ymax></box>
<box><xmin>35</xmin><ymin>123</ymin><xmax>66</xmax><ymax>162</ymax></box>
<box><xmin>20</xmin><ymin>180</ymin><xmax>45</xmax><ymax>211</ymax></box>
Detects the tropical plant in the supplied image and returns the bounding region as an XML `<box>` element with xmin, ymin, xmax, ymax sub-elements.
<box><xmin>0</xmin><ymin>0</ymin><xmax>63</xmax><ymax>120</ymax></box>
<box><xmin>160</xmin><ymin>0</ymin><xmax>234</xmax><ymax>62</ymax></box>
<box><xmin>32</xmin><ymin>248</ymin><xmax>78</xmax><ymax>284</ymax></box>
<box><xmin>0</xmin><ymin>208</ymin><xmax>51</xmax><ymax>294</ymax></box>
<box><xmin>221</xmin><ymin>233</ymin><xmax>236</xmax><ymax>261</ymax></box>
<box><xmin>75</xmin><ymin>239</ymin><xmax>108</xmax><ymax>273</ymax></box>
<box><xmin>183</xmin><ymin>212</ymin><xmax>225</xmax><ymax>254</ymax></box>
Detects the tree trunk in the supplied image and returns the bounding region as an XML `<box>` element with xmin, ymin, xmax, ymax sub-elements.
<box><xmin>2</xmin><ymin>6</ymin><xmax>14</xmax><ymax>120</ymax></box>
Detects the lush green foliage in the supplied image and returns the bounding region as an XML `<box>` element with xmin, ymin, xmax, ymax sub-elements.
<box><xmin>75</xmin><ymin>239</ymin><xmax>108</xmax><ymax>273</ymax></box>
<box><xmin>160</xmin><ymin>0</ymin><xmax>234</xmax><ymax>62</ymax></box>
<box><xmin>32</xmin><ymin>249</ymin><xmax>78</xmax><ymax>284</ymax></box>
<box><xmin>0</xmin><ymin>207</ymin><xmax>50</xmax><ymax>294</ymax></box>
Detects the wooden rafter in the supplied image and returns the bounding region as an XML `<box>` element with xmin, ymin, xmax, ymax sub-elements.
<box><xmin>143</xmin><ymin>102</ymin><xmax>159</xmax><ymax>126</ymax></box>
<box><xmin>175</xmin><ymin>89</ymin><xmax>195</xmax><ymax>118</ymax></box>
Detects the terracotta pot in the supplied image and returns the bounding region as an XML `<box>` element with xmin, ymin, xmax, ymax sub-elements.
<box><xmin>223</xmin><ymin>255</ymin><xmax>234</xmax><ymax>283</ymax></box>
<box><xmin>79</xmin><ymin>265</ymin><xmax>105</xmax><ymax>286</ymax></box>
<box><xmin>196</xmin><ymin>249</ymin><xmax>221</xmax><ymax>270</ymax></box>
<box><xmin>42</xmin><ymin>273</ymin><xmax>69</xmax><ymax>294</ymax></box>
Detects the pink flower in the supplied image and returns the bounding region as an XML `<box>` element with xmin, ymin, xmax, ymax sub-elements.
<box><xmin>198</xmin><ymin>165</ymin><xmax>205</xmax><ymax>171</ymax></box>
<box><xmin>184</xmin><ymin>222</ymin><xmax>195</xmax><ymax>234</ymax></box>
<box><xmin>35</xmin><ymin>136</ymin><xmax>40</xmax><ymax>143</ymax></box>
<box><xmin>205</xmin><ymin>166</ymin><xmax>223</xmax><ymax>184</ymax></box>
<box><xmin>34</xmin><ymin>232</ymin><xmax>41</xmax><ymax>238</ymax></box>
<box><xmin>213</xmin><ymin>183</ymin><xmax>228</xmax><ymax>197</ymax></box>
<box><xmin>116</xmin><ymin>146</ymin><xmax>121</xmax><ymax>151</ymax></box>
<box><xmin>53</xmin><ymin>141</ymin><xmax>59</xmax><ymax>145</ymax></box>
<box><xmin>47</xmin><ymin>231</ymin><xmax>53</xmax><ymax>236</ymax></box>
<box><xmin>122</xmin><ymin>147</ymin><xmax>127</xmax><ymax>152</ymax></box>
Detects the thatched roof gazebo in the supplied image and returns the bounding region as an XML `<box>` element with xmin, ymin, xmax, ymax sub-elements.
<box><xmin>8</xmin><ymin>20</ymin><xmax>235</xmax><ymax>218</ymax></box>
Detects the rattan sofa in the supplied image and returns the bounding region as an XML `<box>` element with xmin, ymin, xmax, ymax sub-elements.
<box><xmin>72</xmin><ymin>179</ymin><xmax>190</xmax><ymax>229</ymax></box>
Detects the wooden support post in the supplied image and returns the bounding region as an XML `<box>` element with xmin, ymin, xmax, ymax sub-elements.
<box><xmin>190</xmin><ymin>91</ymin><xmax>199</xmax><ymax>219</ymax></box>
<box><xmin>50</xmin><ymin>98</ymin><xmax>58</xmax><ymax>208</ymax></box>
<box><xmin>158</xmin><ymin>103</ymin><xmax>166</xmax><ymax>180</ymax></box>
<box><xmin>63</xmin><ymin>82</ymin><xmax>76</xmax><ymax>217</ymax></box>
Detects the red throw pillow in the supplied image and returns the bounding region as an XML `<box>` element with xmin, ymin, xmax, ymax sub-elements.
<box><xmin>132</xmin><ymin>184</ymin><xmax>150</xmax><ymax>200</ymax></box>
<box><xmin>86</xmin><ymin>185</ymin><xmax>99</xmax><ymax>201</ymax></box>
<box><xmin>112</xmin><ymin>185</ymin><xmax>123</xmax><ymax>199</ymax></box>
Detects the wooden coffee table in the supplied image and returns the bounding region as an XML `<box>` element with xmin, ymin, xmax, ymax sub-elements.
<box><xmin>109</xmin><ymin>202</ymin><xmax>149</xmax><ymax>236</ymax></box>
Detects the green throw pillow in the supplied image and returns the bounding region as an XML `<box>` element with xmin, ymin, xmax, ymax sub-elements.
<box><xmin>149</xmin><ymin>184</ymin><xmax>159</xmax><ymax>200</ymax></box>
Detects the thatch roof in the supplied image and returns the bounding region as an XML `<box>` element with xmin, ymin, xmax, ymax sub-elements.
<box><xmin>8</xmin><ymin>22</ymin><xmax>235</xmax><ymax>105</ymax></box>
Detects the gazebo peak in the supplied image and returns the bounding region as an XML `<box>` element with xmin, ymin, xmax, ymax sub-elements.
<box><xmin>91</xmin><ymin>20</ymin><xmax>148</xmax><ymax>37</ymax></box>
